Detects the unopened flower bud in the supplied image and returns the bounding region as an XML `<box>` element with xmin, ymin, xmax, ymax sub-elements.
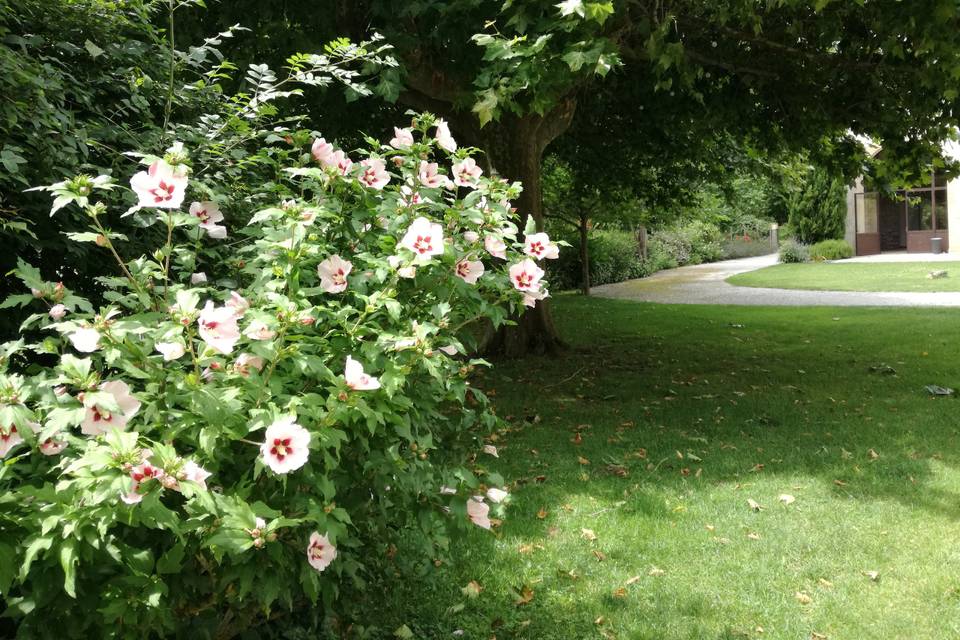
<box><xmin>253</xmin><ymin>537</ymin><xmax>265</xmax><ymax>548</ymax></box>
<box><xmin>48</xmin><ymin>304</ymin><xmax>67</xmax><ymax>320</ymax></box>
<box><xmin>337</xmin><ymin>391</ymin><xmax>348</xmax><ymax>402</ymax></box>
<box><xmin>95</xmin><ymin>234</ymin><xmax>109</xmax><ymax>247</ymax></box>
<box><xmin>31</xmin><ymin>288</ymin><xmax>43</xmax><ymax>299</ymax></box>
<box><xmin>299</xmin><ymin>316</ymin><xmax>315</xmax><ymax>326</ymax></box>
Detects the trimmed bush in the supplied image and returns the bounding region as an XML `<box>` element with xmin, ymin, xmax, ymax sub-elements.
<box><xmin>809</xmin><ymin>239</ymin><xmax>854</xmax><ymax>261</ymax></box>
<box><xmin>547</xmin><ymin>229</ymin><xmax>646</xmax><ymax>290</ymax></box>
<box><xmin>651</xmin><ymin>220</ymin><xmax>725</xmax><ymax>267</ymax></box>
<box><xmin>779</xmin><ymin>239</ymin><xmax>811</xmax><ymax>263</ymax></box>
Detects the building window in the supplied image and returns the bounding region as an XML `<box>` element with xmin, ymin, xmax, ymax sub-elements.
<box><xmin>855</xmin><ymin>192</ymin><xmax>879</xmax><ymax>233</ymax></box>
<box><xmin>906</xmin><ymin>191</ymin><xmax>933</xmax><ymax>231</ymax></box>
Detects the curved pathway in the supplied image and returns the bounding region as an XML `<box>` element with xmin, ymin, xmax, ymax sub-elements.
<box><xmin>592</xmin><ymin>254</ymin><xmax>960</xmax><ymax>307</ymax></box>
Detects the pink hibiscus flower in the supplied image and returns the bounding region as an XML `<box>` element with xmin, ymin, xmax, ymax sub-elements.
<box><xmin>484</xmin><ymin>235</ymin><xmax>507</xmax><ymax>260</ymax></box>
<box><xmin>467</xmin><ymin>497</ymin><xmax>491</xmax><ymax>529</ymax></box>
<box><xmin>455</xmin><ymin>259</ymin><xmax>484</xmax><ymax>285</ymax></box>
<box><xmin>344</xmin><ymin>356</ymin><xmax>380</xmax><ymax>391</ymax></box>
<box><xmin>317</xmin><ymin>255</ymin><xmax>353</xmax><ymax>293</ymax></box>
<box><xmin>0</xmin><ymin>423</ymin><xmax>24</xmax><ymax>457</ymax></box>
<box><xmin>197</xmin><ymin>301</ymin><xmax>241</xmax><ymax>354</ymax></box>
<box><xmin>508</xmin><ymin>259</ymin><xmax>545</xmax><ymax>292</ymax></box>
<box><xmin>81</xmin><ymin>380</ymin><xmax>142</xmax><ymax>436</ymax></box>
<box><xmin>400</xmin><ymin>216</ymin><xmax>445</xmax><ymax>263</ymax></box>
<box><xmin>189</xmin><ymin>201</ymin><xmax>227</xmax><ymax>239</ymax></box>
<box><xmin>523</xmin><ymin>232</ymin><xmax>559</xmax><ymax>260</ymax></box>
<box><xmin>130</xmin><ymin>160</ymin><xmax>188</xmax><ymax>209</ymax></box>
<box><xmin>434</xmin><ymin>119</ymin><xmax>457</xmax><ymax>152</ymax></box>
<box><xmin>359</xmin><ymin>158</ymin><xmax>390</xmax><ymax>190</ymax></box>
<box><xmin>68</xmin><ymin>327</ymin><xmax>101</xmax><ymax>353</ymax></box>
<box><xmin>260</xmin><ymin>416</ymin><xmax>311</xmax><ymax>474</ymax></box>
<box><xmin>451</xmin><ymin>158</ymin><xmax>482</xmax><ymax>188</ymax></box>
<box><xmin>307</xmin><ymin>531</ymin><xmax>338</xmax><ymax>572</ymax></box>
<box><xmin>390</xmin><ymin>127</ymin><xmax>414</xmax><ymax>149</ymax></box>
<box><xmin>417</xmin><ymin>161</ymin><xmax>452</xmax><ymax>189</ymax></box>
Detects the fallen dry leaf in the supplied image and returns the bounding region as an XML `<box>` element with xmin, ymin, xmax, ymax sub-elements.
<box><xmin>461</xmin><ymin>580</ymin><xmax>482</xmax><ymax>598</ymax></box>
<box><xmin>594</xmin><ymin>616</ymin><xmax>605</xmax><ymax>626</ymax></box>
<box><xmin>612</xmin><ymin>587</ymin><xmax>627</xmax><ymax>598</ymax></box>
<box><xmin>581</xmin><ymin>528</ymin><xmax>598</xmax><ymax>541</ymax></box>
<box><xmin>571</xmin><ymin>432</ymin><xmax>582</xmax><ymax>445</ymax></box>
<box><xmin>811</xmin><ymin>633</ymin><xmax>828</xmax><ymax>640</ymax></box>
<box><xmin>513</xmin><ymin>584</ymin><xmax>535</xmax><ymax>606</ymax></box>
<box><xmin>868</xmin><ymin>448</ymin><xmax>880</xmax><ymax>460</ymax></box>
<box><xmin>593</xmin><ymin>550</ymin><xmax>607</xmax><ymax>562</ymax></box>
<box><xmin>536</xmin><ymin>507</ymin><xmax>548</xmax><ymax>520</ymax></box>
<box><xmin>833</xmin><ymin>479</ymin><xmax>848</xmax><ymax>487</ymax></box>
<box><xmin>518</xmin><ymin>544</ymin><xmax>535</xmax><ymax>554</ymax></box>
<box><xmin>577</xmin><ymin>456</ymin><xmax>591</xmax><ymax>465</ymax></box>
<box><xmin>747</xmin><ymin>498</ymin><xmax>763</xmax><ymax>511</ymax></box>
<box><xmin>705</xmin><ymin>524</ymin><xmax>715</xmax><ymax>532</ymax></box>
<box><xmin>795</xmin><ymin>591</ymin><xmax>813</xmax><ymax>605</ymax></box>
<box><xmin>648</xmin><ymin>566</ymin><xmax>666</xmax><ymax>577</ymax></box>
<box><xmin>863</xmin><ymin>570</ymin><xmax>880</xmax><ymax>582</ymax></box>
<box><xmin>778</xmin><ymin>494</ymin><xmax>796</xmax><ymax>505</ymax></box>
<box><xmin>747</xmin><ymin>532</ymin><xmax>761</xmax><ymax>540</ymax></box>
<box><xmin>625</xmin><ymin>575</ymin><xmax>642</xmax><ymax>586</ymax></box>
<box><xmin>817</xmin><ymin>578</ymin><xmax>834</xmax><ymax>589</ymax></box>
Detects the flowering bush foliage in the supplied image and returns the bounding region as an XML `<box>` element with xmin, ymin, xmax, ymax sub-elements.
<box><xmin>0</xmin><ymin>115</ymin><xmax>556</xmax><ymax>637</ymax></box>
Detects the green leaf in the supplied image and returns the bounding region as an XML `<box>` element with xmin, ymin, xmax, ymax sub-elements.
<box><xmin>84</xmin><ymin>39</ymin><xmax>105</xmax><ymax>58</ymax></box>
<box><xmin>20</xmin><ymin>536</ymin><xmax>52</xmax><ymax>580</ymax></box>
<box><xmin>556</xmin><ymin>0</ymin><xmax>585</xmax><ymax>17</ymax></box>
<box><xmin>59</xmin><ymin>540</ymin><xmax>78</xmax><ymax>597</ymax></box>
<box><xmin>156</xmin><ymin>543</ymin><xmax>185</xmax><ymax>574</ymax></box>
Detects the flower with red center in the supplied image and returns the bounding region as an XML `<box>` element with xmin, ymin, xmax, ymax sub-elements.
<box><xmin>130</xmin><ymin>160</ymin><xmax>188</xmax><ymax>209</ymax></box>
<box><xmin>389</xmin><ymin>127</ymin><xmax>414</xmax><ymax>149</ymax></box>
<box><xmin>81</xmin><ymin>380</ymin><xmax>142</xmax><ymax>436</ymax></box>
<box><xmin>0</xmin><ymin>423</ymin><xmax>24</xmax><ymax>458</ymax></box>
<box><xmin>260</xmin><ymin>416</ymin><xmax>311</xmax><ymax>474</ymax></box>
<box><xmin>508</xmin><ymin>259</ymin><xmax>545</xmax><ymax>293</ymax></box>
<box><xmin>189</xmin><ymin>201</ymin><xmax>227</xmax><ymax>239</ymax></box>
<box><xmin>451</xmin><ymin>158</ymin><xmax>483</xmax><ymax>188</ymax></box>
<box><xmin>322</xmin><ymin>150</ymin><xmax>353</xmax><ymax>176</ymax></box>
<box><xmin>455</xmin><ymin>259</ymin><xmax>485</xmax><ymax>285</ymax></box>
<box><xmin>523</xmin><ymin>232</ymin><xmax>559</xmax><ymax>260</ymax></box>
<box><xmin>400</xmin><ymin>216</ymin><xmax>445</xmax><ymax>263</ymax></box>
<box><xmin>467</xmin><ymin>497</ymin><xmax>491</xmax><ymax>529</ymax></box>
<box><xmin>39</xmin><ymin>437</ymin><xmax>67</xmax><ymax>456</ymax></box>
<box><xmin>417</xmin><ymin>161</ymin><xmax>452</xmax><ymax>189</ymax></box>
<box><xmin>344</xmin><ymin>356</ymin><xmax>381</xmax><ymax>391</ymax></box>
<box><xmin>317</xmin><ymin>255</ymin><xmax>353</xmax><ymax>293</ymax></box>
<box><xmin>307</xmin><ymin>531</ymin><xmax>338</xmax><ymax>572</ymax></box>
<box><xmin>197</xmin><ymin>301</ymin><xmax>241</xmax><ymax>354</ymax></box>
<box><xmin>484</xmin><ymin>235</ymin><xmax>507</xmax><ymax>260</ymax></box>
<box><xmin>359</xmin><ymin>158</ymin><xmax>390</xmax><ymax>190</ymax></box>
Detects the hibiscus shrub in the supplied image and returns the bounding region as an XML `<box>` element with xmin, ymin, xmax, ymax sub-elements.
<box><xmin>0</xmin><ymin>114</ymin><xmax>557</xmax><ymax>638</ymax></box>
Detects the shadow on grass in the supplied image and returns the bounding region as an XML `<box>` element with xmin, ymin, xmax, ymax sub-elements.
<box><xmin>363</xmin><ymin>299</ymin><xmax>960</xmax><ymax>639</ymax></box>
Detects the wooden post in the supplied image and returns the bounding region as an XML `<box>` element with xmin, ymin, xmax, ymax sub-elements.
<box><xmin>636</xmin><ymin>225</ymin><xmax>648</xmax><ymax>260</ymax></box>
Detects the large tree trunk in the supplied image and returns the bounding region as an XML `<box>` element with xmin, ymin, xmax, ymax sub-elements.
<box><xmin>476</xmin><ymin>99</ymin><xmax>577</xmax><ymax>356</ymax></box>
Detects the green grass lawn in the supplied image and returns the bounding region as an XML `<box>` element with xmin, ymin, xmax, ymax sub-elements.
<box><xmin>727</xmin><ymin>261</ymin><xmax>960</xmax><ymax>292</ymax></box>
<box><xmin>371</xmin><ymin>297</ymin><xmax>960</xmax><ymax>639</ymax></box>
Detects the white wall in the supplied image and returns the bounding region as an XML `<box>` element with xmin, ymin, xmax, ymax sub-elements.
<box><xmin>948</xmin><ymin>177</ymin><xmax>960</xmax><ymax>253</ymax></box>
<box><xmin>845</xmin><ymin>178</ymin><xmax>863</xmax><ymax>248</ymax></box>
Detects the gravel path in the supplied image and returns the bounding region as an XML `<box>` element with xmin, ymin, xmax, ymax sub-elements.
<box><xmin>592</xmin><ymin>254</ymin><xmax>960</xmax><ymax>307</ymax></box>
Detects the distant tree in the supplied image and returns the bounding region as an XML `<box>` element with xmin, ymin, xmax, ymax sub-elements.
<box><xmin>788</xmin><ymin>167</ymin><xmax>847</xmax><ymax>243</ymax></box>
